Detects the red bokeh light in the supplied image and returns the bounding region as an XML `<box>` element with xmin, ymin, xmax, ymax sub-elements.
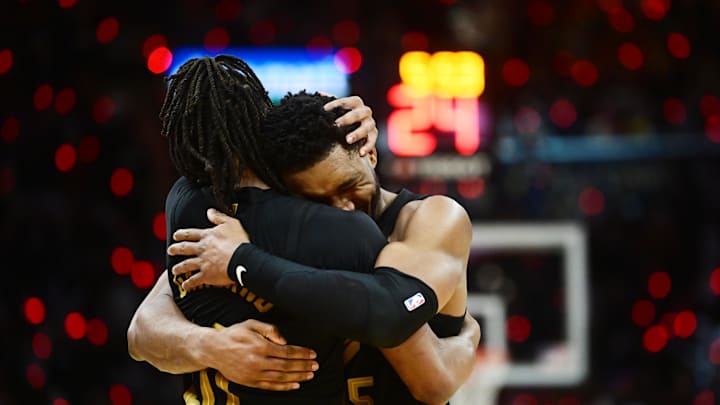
<box><xmin>1</xmin><ymin>116</ymin><xmax>20</xmax><ymax>144</ymax></box>
<box><xmin>147</xmin><ymin>47</ymin><xmax>173</xmax><ymax>75</ymax></box>
<box><xmin>631</xmin><ymin>299</ymin><xmax>655</xmax><ymax>327</ymax></box>
<box><xmin>110</xmin><ymin>168</ymin><xmax>133</xmax><ymax>197</ymax></box>
<box><xmin>695</xmin><ymin>390</ymin><xmax>715</xmax><ymax>405</ymax></box>
<box><xmin>110</xmin><ymin>384</ymin><xmax>132</xmax><ymax>405</ymax></box>
<box><xmin>710</xmin><ymin>268</ymin><xmax>720</xmax><ymax>295</ymax></box>
<box><xmin>507</xmin><ymin>315</ymin><xmax>532</xmax><ymax>343</ymax></box>
<box><xmin>609</xmin><ymin>8</ymin><xmax>634</xmax><ymax>33</ymax></box>
<box><xmin>550</xmin><ymin>99</ymin><xmax>577</xmax><ymax>128</ymax></box>
<box><xmin>502</xmin><ymin>58</ymin><xmax>531</xmax><ymax>87</ymax></box>
<box><xmin>111</xmin><ymin>246</ymin><xmax>134</xmax><ymax>275</ymax></box>
<box><xmin>307</xmin><ymin>36</ymin><xmax>333</xmax><ymax>51</ymax></box>
<box><xmin>215</xmin><ymin>0</ymin><xmax>241</xmax><ymax>22</ymax></box>
<box><xmin>32</xmin><ymin>332</ymin><xmax>52</xmax><ymax>359</ymax></box>
<box><xmin>558</xmin><ymin>397</ymin><xmax>581</xmax><ymax>405</ymax></box>
<box><xmin>673</xmin><ymin>310</ymin><xmax>697</xmax><ymax>338</ymax></box>
<box><xmin>641</xmin><ymin>0</ymin><xmax>670</xmax><ymax>20</ymax></box>
<box><xmin>0</xmin><ymin>49</ymin><xmax>13</xmax><ymax>75</ymax></box>
<box><xmin>706</xmin><ymin>115</ymin><xmax>720</xmax><ymax>143</ymax></box>
<box><xmin>709</xmin><ymin>338</ymin><xmax>720</xmax><ymax>364</ymax></box>
<box><xmin>514</xmin><ymin>107</ymin><xmax>542</xmax><ymax>134</ymax></box>
<box><xmin>65</xmin><ymin>312</ymin><xmax>87</xmax><ymax>340</ymax></box>
<box><xmin>142</xmin><ymin>34</ymin><xmax>167</xmax><ymax>58</ymax></box>
<box><xmin>667</xmin><ymin>33</ymin><xmax>691</xmax><ymax>59</ymax></box>
<box><xmin>648</xmin><ymin>271</ymin><xmax>672</xmax><ymax>299</ymax></box>
<box><xmin>0</xmin><ymin>168</ymin><xmax>15</xmax><ymax>195</ymax></box>
<box><xmin>334</xmin><ymin>47</ymin><xmax>363</xmax><ymax>74</ymax></box>
<box><xmin>26</xmin><ymin>363</ymin><xmax>45</xmax><ymax>389</ymax></box>
<box><xmin>419</xmin><ymin>179</ymin><xmax>448</xmax><ymax>196</ymax></box>
<box><xmin>553</xmin><ymin>51</ymin><xmax>575</xmax><ymax>77</ymax></box>
<box><xmin>618</xmin><ymin>43</ymin><xmax>644</xmax><ymax>70</ymax></box>
<box><xmin>131</xmin><ymin>261</ymin><xmax>156</xmax><ymax>289</ymax></box>
<box><xmin>54</xmin><ymin>87</ymin><xmax>77</xmax><ymax>115</ymax></box>
<box><xmin>512</xmin><ymin>394</ymin><xmax>539</xmax><ymax>405</ymax></box>
<box><xmin>53</xmin><ymin>399</ymin><xmax>70</xmax><ymax>405</ymax></box>
<box><xmin>58</xmin><ymin>0</ymin><xmax>77</xmax><ymax>8</ymax></box>
<box><xmin>700</xmin><ymin>95</ymin><xmax>720</xmax><ymax>118</ymax></box>
<box><xmin>663</xmin><ymin>97</ymin><xmax>686</xmax><ymax>126</ymax></box>
<box><xmin>204</xmin><ymin>27</ymin><xmax>230</xmax><ymax>52</ymax></box>
<box><xmin>93</xmin><ymin>96</ymin><xmax>115</xmax><ymax>124</ymax></box>
<box><xmin>34</xmin><ymin>84</ymin><xmax>54</xmax><ymax>111</ymax></box>
<box><xmin>96</xmin><ymin>17</ymin><xmax>119</xmax><ymax>44</ymax></box>
<box><xmin>578</xmin><ymin>187</ymin><xmax>605</xmax><ymax>216</ymax></box>
<box><xmin>332</xmin><ymin>20</ymin><xmax>360</xmax><ymax>46</ymax></box>
<box><xmin>78</xmin><ymin>135</ymin><xmax>100</xmax><ymax>163</ymax></box>
<box><xmin>596</xmin><ymin>0</ymin><xmax>622</xmax><ymax>12</ymax></box>
<box><xmin>571</xmin><ymin>60</ymin><xmax>599</xmax><ymax>87</ymax></box>
<box><xmin>527</xmin><ymin>0</ymin><xmax>554</xmax><ymax>27</ymax></box>
<box><xmin>401</xmin><ymin>32</ymin><xmax>429</xmax><ymax>51</ymax></box>
<box><xmin>456</xmin><ymin>177</ymin><xmax>485</xmax><ymax>199</ymax></box>
<box><xmin>153</xmin><ymin>212</ymin><xmax>166</xmax><ymax>240</ymax></box>
<box><xmin>643</xmin><ymin>325</ymin><xmax>669</xmax><ymax>352</ymax></box>
<box><xmin>24</xmin><ymin>297</ymin><xmax>46</xmax><ymax>324</ymax></box>
<box><xmin>87</xmin><ymin>318</ymin><xmax>109</xmax><ymax>346</ymax></box>
<box><xmin>54</xmin><ymin>144</ymin><xmax>76</xmax><ymax>173</ymax></box>
<box><xmin>250</xmin><ymin>20</ymin><xmax>276</xmax><ymax>45</ymax></box>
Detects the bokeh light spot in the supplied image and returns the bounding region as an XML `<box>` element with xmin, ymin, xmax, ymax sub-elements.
<box><xmin>511</xmin><ymin>393</ymin><xmax>539</xmax><ymax>405</ymax></box>
<box><xmin>332</xmin><ymin>20</ymin><xmax>360</xmax><ymax>46</ymax></box>
<box><xmin>142</xmin><ymin>34</ymin><xmax>167</xmax><ymax>58</ymax></box>
<box><xmin>642</xmin><ymin>0</ymin><xmax>670</xmax><ymax>20</ymax></box>
<box><xmin>96</xmin><ymin>17</ymin><xmax>119</xmax><ymax>44</ymax></box>
<box><xmin>401</xmin><ymin>32</ymin><xmax>429</xmax><ymax>51</ymax></box>
<box><xmin>34</xmin><ymin>84</ymin><xmax>54</xmax><ymax>111</ymax></box>
<box><xmin>710</xmin><ymin>267</ymin><xmax>720</xmax><ymax>295</ymax></box>
<box><xmin>700</xmin><ymin>95</ymin><xmax>720</xmax><ymax>118</ymax></box>
<box><xmin>550</xmin><ymin>99</ymin><xmax>577</xmax><ymax>128</ymax></box>
<box><xmin>78</xmin><ymin>135</ymin><xmax>100</xmax><ymax>163</ymax></box>
<box><xmin>514</xmin><ymin>107</ymin><xmax>542</xmax><ymax>134</ymax></box>
<box><xmin>618</xmin><ymin>43</ymin><xmax>644</xmax><ymax>70</ymax></box>
<box><xmin>667</xmin><ymin>32</ymin><xmax>691</xmax><ymax>59</ymax></box>
<box><xmin>709</xmin><ymin>338</ymin><xmax>720</xmax><ymax>365</ymax></box>
<box><xmin>596</xmin><ymin>0</ymin><xmax>622</xmax><ymax>12</ymax></box>
<box><xmin>502</xmin><ymin>58</ymin><xmax>531</xmax><ymax>87</ymax></box>
<box><xmin>706</xmin><ymin>115</ymin><xmax>720</xmax><ymax>143</ymax></box>
<box><xmin>54</xmin><ymin>144</ymin><xmax>76</xmax><ymax>173</ymax></box>
<box><xmin>648</xmin><ymin>271</ymin><xmax>672</xmax><ymax>299</ymax></box>
<box><xmin>643</xmin><ymin>325</ymin><xmax>669</xmax><ymax>352</ymax></box>
<box><xmin>204</xmin><ymin>27</ymin><xmax>230</xmax><ymax>53</ymax></box>
<box><xmin>109</xmin><ymin>384</ymin><xmax>132</xmax><ymax>405</ymax></box>
<box><xmin>456</xmin><ymin>177</ymin><xmax>485</xmax><ymax>199</ymax></box>
<box><xmin>1</xmin><ymin>116</ymin><xmax>20</xmax><ymax>144</ymax></box>
<box><xmin>695</xmin><ymin>390</ymin><xmax>715</xmax><ymax>405</ymax></box>
<box><xmin>571</xmin><ymin>60</ymin><xmax>599</xmax><ymax>87</ymax></box>
<box><xmin>147</xmin><ymin>47</ymin><xmax>173</xmax><ymax>74</ymax></box>
<box><xmin>578</xmin><ymin>187</ymin><xmax>605</xmax><ymax>216</ymax></box>
<box><xmin>131</xmin><ymin>261</ymin><xmax>155</xmax><ymax>289</ymax></box>
<box><xmin>153</xmin><ymin>212</ymin><xmax>166</xmax><ymax>240</ymax></box>
<box><xmin>65</xmin><ymin>312</ymin><xmax>87</xmax><ymax>340</ymax></box>
<box><xmin>58</xmin><ymin>0</ymin><xmax>77</xmax><ymax>8</ymax></box>
<box><xmin>663</xmin><ymin>97</ymin><xmax>686</xmax><ymax>126</ymax></box>
<box><xmin>249</xmin><ymin>20</ymin><xmax>276</xmax><ymax>45</ymax></box>
<box><xmin>93</xmin><ymin>96</ymin><xmax>115</xmax><ymax>124</ymax></box>
<box><xmin>507</xmin><ymin>315</ymin><xmax>532</xmax><ymax>343</ymax></box>
<box><xmin>334</xmin><ymin>47</ymin><xmax>363</xmax><ymax>74</ymax></box>
<box><xmin>111</xmin><ymin>246</ymin><xmax>134</xmax><ymax>275</ymax></box>
<box><xmin>215</xmin><ymin>0</ymin><xmax>241</xmax><ymax>22</ymax></box>
<box><xmin>54</xmin><ymin>88</ymin><xmax>77</xmax><ymax>115</ymax></box>
<box><xmin>32</xmin><ymin>332</ymin><xmax>52</xmax><ymax>359</ymax></box>
<box><xmin>53</xmin><ymin>399</ymin><xmax>70</xmax><ymax>405</ymax></box>
<box><xmin>0</xmin><ymin>49</ymin><xmax>13</xmax><ymax>75</ymax></box>
<box><xmin>26</xmin><ymin>363</ymin><xmax>45</xmax><ymax>389</ymax></box>
<box><xmin>609</xmin><ymin>8</ymin><xmax>634</xmax><ymax>33</ymax></box>
<box><xmin>527</xmin><ymin>0</ymin><xmax>554</xmax><ymax>27</ymax></box>
<box><xmin>673</xmin><ymin>311</ymin><xmax>697</xmax><ymax>338</ymax></box>
<box><xmin>87</xmin><ymin>318</ymin><xmax>109</xmax><ymax>346</ymax></box>
<box><xmin>110</xmin><ymin>168</ymin><xmax>133</xmax><ymax>197</ymax></box>
<box><xmin>24</xmin><ymin>297</ymin><xmax>46</xmax><ymax>325</ymax></box>
<box><xmin>631</xmin><ymin>299</ymin><xmax>655</xmax><ymax>327</ymax></box>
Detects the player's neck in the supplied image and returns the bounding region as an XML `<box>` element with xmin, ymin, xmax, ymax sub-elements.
<box><xmin>374</xmin><ymin>188</ymin><xmax>396</xmax><ymax>219</ymax></box>
<box><xmin>237</xmin><ymin>169</ymin><xmax>270</xmax><ymax>190</ymax></box>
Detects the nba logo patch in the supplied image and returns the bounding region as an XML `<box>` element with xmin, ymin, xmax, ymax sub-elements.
<box><xmin>404</xmin><ymin>292</ymin><xmax>426</xmax><ymax>312</ymax></box>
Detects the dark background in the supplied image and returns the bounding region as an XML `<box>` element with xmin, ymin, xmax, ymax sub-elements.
<box><xmin>2</xmin><ymin>0</ymin><xmax>720</xmax><ymax>404</ymax></box>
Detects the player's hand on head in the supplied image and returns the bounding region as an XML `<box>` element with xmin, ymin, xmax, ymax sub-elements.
<box><xmin>323</xmin><ymin>95</ymin><xmax>378</xmax><ymax>157</ymax></box>
<box><xmin>168</xmin><ymin>208</ymin><xmax>251</xmax><ymax>290</ymax></box>
<box><xmin>205</xmin><ymin>320</ymin><xmax>319</xmax><ymax>390</ymax></box>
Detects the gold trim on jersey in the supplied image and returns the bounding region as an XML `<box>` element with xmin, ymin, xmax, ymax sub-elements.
<box><xmin>347</xmin><ymin>376</ymin><xmax>374</xmax><ymax>405</ymax></box>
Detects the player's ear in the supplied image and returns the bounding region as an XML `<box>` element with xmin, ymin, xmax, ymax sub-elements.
<box><xmin>366</xmin><ymin>146</ymin><xmax>377</xmax><ymax>168</ymax></box>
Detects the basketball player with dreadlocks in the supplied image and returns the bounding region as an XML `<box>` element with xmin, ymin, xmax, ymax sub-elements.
<box><xmin>127</xmin><ymin>56</ymin><xmax>479</xmax><ymax>404</ymax></box>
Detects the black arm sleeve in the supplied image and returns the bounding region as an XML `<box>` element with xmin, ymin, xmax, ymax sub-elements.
<box><xmin>227</xmin><ymin>243</ymin><xmax>439</xmax><ymax>348</ymax></box>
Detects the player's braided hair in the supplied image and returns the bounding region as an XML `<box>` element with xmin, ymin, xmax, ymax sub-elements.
<box><xmin>159</xmin><ymin>55</ymin><xmax>285</xmax><ymax>213</ymax></box>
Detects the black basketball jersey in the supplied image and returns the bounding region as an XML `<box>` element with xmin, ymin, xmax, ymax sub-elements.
<box><xmin>344</xmin><ymin>189</ymin><xmax>465</xmax><ymax>405</ymax></box>
<box><xmin>165</xmin><ymin>176</ymin><xmax>388</xmax><ymax>405</ymax></box>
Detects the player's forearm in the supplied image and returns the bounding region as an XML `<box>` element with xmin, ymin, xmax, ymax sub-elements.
<box><xmin>127</xmin><ymin>275</ymin><xmax>213</xmax><ymax>374</ymax></box>
<box><xmin>228</xmin><ymin>244</ymin><xmax>438</xmax><ymax>347</ymax></box>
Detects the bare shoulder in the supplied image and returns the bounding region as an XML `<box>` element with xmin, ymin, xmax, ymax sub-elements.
<box><xmin>397</xmin><ymin>195</ymin><xmax>472</xmax><ymax>244</ymax></box>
